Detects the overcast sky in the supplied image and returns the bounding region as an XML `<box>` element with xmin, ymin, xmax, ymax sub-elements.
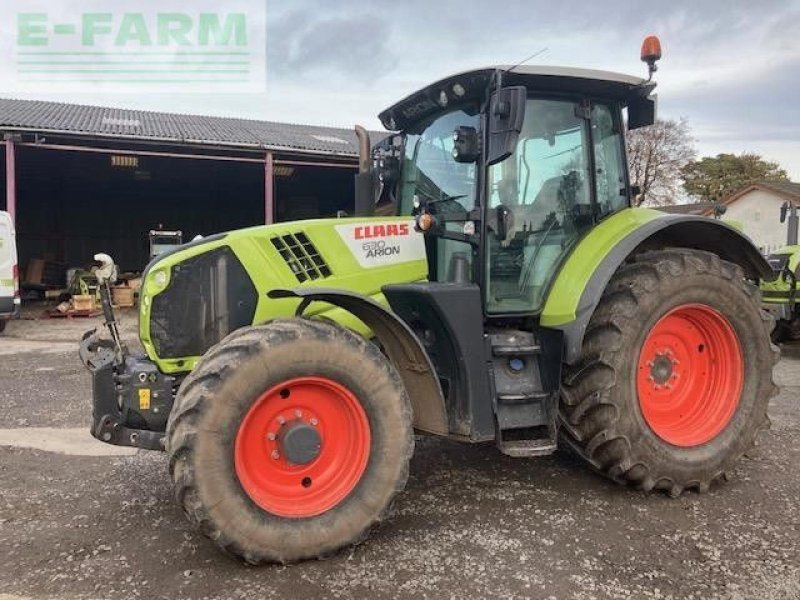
<box><xmin>14</xmin><ymin>0</ymin><xmax>800</xmax><ymax>179</ymax></box>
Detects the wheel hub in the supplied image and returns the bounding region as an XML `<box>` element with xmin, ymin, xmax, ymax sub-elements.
<box><xmin>234</xmin><ymin>377</ymin><xmax>371</xmax><ymax>518</ymax></box>
<box><xmin>649</xmin><ymin>352</ymin><xmax>675</xmax><ymax>385</ymax></box>
<box><xmin>277</xmin><ymin>420</ymin><xmax>322</xmax><ymax>465</ymax></box>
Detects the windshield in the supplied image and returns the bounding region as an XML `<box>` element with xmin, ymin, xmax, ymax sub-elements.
<box><xmin>399</xmin><ymin>108</ymin><xmax>480</xmax><ymax>216</ymax></box>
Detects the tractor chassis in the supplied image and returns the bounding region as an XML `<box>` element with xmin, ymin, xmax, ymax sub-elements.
<box><xmin>80</xmin><ymin>327</ymin><xmax>175</xmax><ymax>451</ymax></box>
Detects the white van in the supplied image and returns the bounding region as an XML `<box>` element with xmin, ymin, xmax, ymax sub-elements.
<box><xmin>0</xmin><ymin>211</ymin><xmax>19</xmax><ymax>333</ymax></box>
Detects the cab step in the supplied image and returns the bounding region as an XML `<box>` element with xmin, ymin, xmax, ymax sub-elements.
<box><xmin>489</xmin><ymin>329</ymin><xmax>558</xmax><ymax>458</ymax></box>
<box><xmin>492</xmin><ymin>343</ymin><xmax>541</xmax><ymax>356</ymax></box>
<box><xmin>497</xmin><ymin>391</ymin><xmax>551</xmax><ymax>404</ymax></box>
<box><xmin>497</xmin><ymin>437</ymin><xmax>558</xmax><ymax>458</ymax></box>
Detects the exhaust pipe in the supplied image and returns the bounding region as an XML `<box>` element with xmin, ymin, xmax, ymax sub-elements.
<box><xmin>353</xmin><ymin>125</ymin><xmax>375</xmax><ymax>217</ymax></box>
<box><xmin>355</xmin><ymin>125</ymin><xmax>371</xmax><ymax>175</ymax></box>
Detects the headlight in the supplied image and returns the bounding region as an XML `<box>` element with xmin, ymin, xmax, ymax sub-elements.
<box><xmin>153</xmin><ymin>269</ymin><xmax>168</xmax><ymax>288</ymax></box>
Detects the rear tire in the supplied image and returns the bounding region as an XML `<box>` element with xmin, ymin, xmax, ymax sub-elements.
<box><xmin>560</xmin><ymin>249</ymin><xmax>778</xmax><ymax>495</ymax></box>
<box><xmin>166</xmin><ymin>319</ymin><xmax>413</xmax><ymax>564</ymax></box>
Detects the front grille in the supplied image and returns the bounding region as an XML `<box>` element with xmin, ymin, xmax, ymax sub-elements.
<box><xmin>149</xmin><ymin>246</ymin><xmax>258</xmax><ymax>359</ymax></box>
<box><xmin>270</xmin><ymin>232</ymin><xmax>331</xmax><ymax>282</ymax></box>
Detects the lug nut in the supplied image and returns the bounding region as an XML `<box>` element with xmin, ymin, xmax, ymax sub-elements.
<box><xmin>267</xmin><ymin>432</ymin><xmax>276</xmax><ymax>441</ymax></box>
<box><xmin>271</xmin><ymin>450</ymin><xmax>280</xmax><ymax>459</ymax></box>
<box><xmin>310</xmin><ymin>418</ymin><xmax>318</xmax><ymax>426</ymax></box>
<box><xmin>295</xmin><ymin>409</ymin><xmax>302</xmax><ymax>418</ymax></box>
<box><xmin>277</xmin><ymin>416</ymin><xmax>286</xmax><ymax>425</ymax></box>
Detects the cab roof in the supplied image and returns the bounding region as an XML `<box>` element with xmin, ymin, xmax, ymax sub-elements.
<box><xmin>379</xmin><ymin>65</ymin><xmax>650</xmax><ymax>131</ymax></box>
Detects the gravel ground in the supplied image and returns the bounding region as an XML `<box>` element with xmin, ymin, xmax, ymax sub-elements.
<box><xmin>0</xmin><ymin>314</ymin><xmax>798</xmax><ymax>600</ymax></box>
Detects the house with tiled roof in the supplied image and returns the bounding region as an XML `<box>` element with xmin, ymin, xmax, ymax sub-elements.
<box><xmin>704</xmin><ymin>182</ymin><xmax>800</xmax><ymax>253</ymax></box>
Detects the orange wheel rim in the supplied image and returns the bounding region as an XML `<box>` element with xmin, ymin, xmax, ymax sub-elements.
<box><xmin>234</xmin><ymin>377</ymin><xmax>371</xmax><ymax>518</ymax></box>
<box><xmin>636</xmin><ymin>304</ymin><xmax>744</xmax><ymax>447</ymax></box>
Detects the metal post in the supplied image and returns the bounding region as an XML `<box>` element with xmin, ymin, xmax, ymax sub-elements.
<box><xmin>788</xmin><ymin>203</ymin><xmax>799</xmax><ymax>246</ymax></box>
<box><xmin>264</xmin><ymin>151</ymin><xmax>274</xmax><ymax>225</ymax></box>
<box><xmin>5</xmin><ymin>138</ymin><xmax>16</xmax><ymax>224</ymax></box>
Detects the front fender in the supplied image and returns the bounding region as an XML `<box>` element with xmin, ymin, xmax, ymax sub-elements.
<box><xmin>268</xmin><ymin>288</ymin><xmax>448</xmax><ymax>435</ymax></box>
<box><xmin>541</xmin><ymin>208</ymin><xmax>772</xmax><ymax>364</ymax></box>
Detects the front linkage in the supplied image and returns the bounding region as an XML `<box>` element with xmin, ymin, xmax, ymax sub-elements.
<box><xmin>79</xmin><ymin>254</ymin><xmax>174</xmax><ymax>451</ymax></box>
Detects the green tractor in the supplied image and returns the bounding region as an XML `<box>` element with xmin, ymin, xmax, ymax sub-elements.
<box><xmin>761</xmin><ymin>201</ymin><xmax>800</xmax><ymax>341</ymax></box>
<box><xmin>81</xmin><ymin>38</ymin><xmax>778</xmax><ymax>564</ymax></box>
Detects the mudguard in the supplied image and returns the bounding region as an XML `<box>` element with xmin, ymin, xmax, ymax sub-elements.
<box><xmin>268</xmin><ymin>288</ymin><xmax>449</xmax><ymax>435</ymax></box>
<box><xmin>541</xmin><ymin>209</ymin><xmax>773</xmax><ymax>364</ymax></box>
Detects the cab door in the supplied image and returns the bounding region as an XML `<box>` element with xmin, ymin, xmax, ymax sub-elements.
<box><xmin>484</xmin><ymin>97</ymin><xmax>629</xmax><ymax>315</ymax></box>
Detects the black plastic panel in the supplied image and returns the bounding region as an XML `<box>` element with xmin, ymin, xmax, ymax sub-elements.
<box><xmin>384</xmin><ymin>283</ymin><xmax>494</xmax><ymax>440</ymax></box>
<box><xmin>150</xmin><ymin>246</ymin><xmax>257</xmax><ymax>359</ymax></box>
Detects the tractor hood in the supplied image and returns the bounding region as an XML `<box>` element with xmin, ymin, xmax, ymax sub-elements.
<box><xmin>138</xmin><ymin>217</ymin><xmax>427</xmax><ymax>374</ymax></box>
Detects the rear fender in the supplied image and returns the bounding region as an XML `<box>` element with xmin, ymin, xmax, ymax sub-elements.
<box><xmin>268</xmin><ymin>288</ymin><xmax>449</xmax><ymax>435</ymax></box>
<box><xmin>541</xmin><ymin>210</ymin><xmax>773</xmax><ymax>364</ymax></box>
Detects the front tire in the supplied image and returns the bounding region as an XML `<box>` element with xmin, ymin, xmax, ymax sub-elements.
<box><xmin>560</xmin><ymin>249</ymin><xmax>778</xmax><ymax>495</ymax></box>
<box><xmin>166</xmin><ymin>319</ymin><xmax>413</xmax><ymax>564</ymax></box>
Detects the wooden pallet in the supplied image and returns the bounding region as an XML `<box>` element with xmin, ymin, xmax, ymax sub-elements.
<box><xmin>43</xmin><ymin>309</ymin><xmax>102</xmax><ymax>319</ymax></box>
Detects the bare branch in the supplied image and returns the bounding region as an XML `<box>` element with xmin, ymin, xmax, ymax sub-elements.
<box><xmin>626</xmin><ymin>118</ymin><xmax>696</xmax><ymax>206</ymax></box>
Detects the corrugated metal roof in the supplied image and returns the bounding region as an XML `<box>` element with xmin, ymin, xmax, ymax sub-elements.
<box><xmin>0</xmin><ymin>97</ymin><xmax>377</xmax><ymax>157</ymax></box>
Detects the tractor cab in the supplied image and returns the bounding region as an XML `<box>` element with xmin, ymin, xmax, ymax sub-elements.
<box><xmin>373</xmin><ymin>66</ymin><xmax>656</xmax><ymax>316</ymax></box>
<box><xmin>350</xmin><ymin>65</ymin><xmax>660</xmax><ymax>453</ymax></box>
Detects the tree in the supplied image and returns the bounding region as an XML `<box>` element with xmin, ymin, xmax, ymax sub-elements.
<box><xmin>626</xmin><ymin>118</ymin><xmax>696</xmax><ymax>207</ymax></box>
<box><xmin>681</xmin><ymin>153</ymin><xmax>790</xmax><ymax>202</ymax></box>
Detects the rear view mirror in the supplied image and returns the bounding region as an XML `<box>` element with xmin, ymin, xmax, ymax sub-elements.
<box><xmin>377</xmin><ymin>155</ymin><xmax>401</xmax><ymax>186</ymax></box>
<box><xmin>486</xmin><ymin>86</ymin><xmax>526</xmax><ymax>166</ymax></box>
<box><xmin>452</xmin><ymin>126</ymin><xmax>479</xmax><ymax>163</ymax></box>
<box><xmin>628</xmin><ymin>93</ymin><xmax>657</xmax><ymax>130</ymax></box>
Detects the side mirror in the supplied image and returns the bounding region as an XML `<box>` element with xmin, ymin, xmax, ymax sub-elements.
<box><xmin>628</xmin><ymin>93</ymin><xmax>657</xmax><ymax>130</ymax></box>
<box><xmin>781</xmin><ymin>202</ymin><xmax>788</xmax><ymax>223</ymax></box>
<box><xmin>452</xmin><ymin>126</ymin><xmax>479</xmax><ymax>163</ymax></box>
<box><xmin>486</xmin><ymin>86</ymin><xmax>526</xmax><ymax>166</ymax></box>
<box><xmin>377</xmin><ymin>155</ymin><xmax>401</xmax><ymax>186</ymax></box>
